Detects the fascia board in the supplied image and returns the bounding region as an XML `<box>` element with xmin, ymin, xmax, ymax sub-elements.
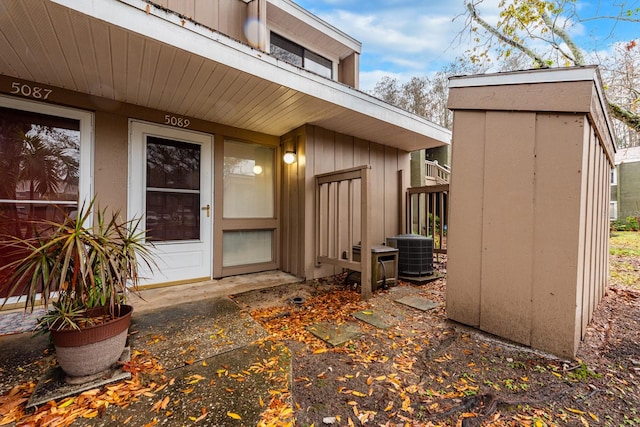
<box><xmin>448</xmin><ymin>66</ymin><xmax>600</xmax><ymax>88</ymax></box>
<box><xmin>267</xmin><ymin>0</ymin><xmax>361</xmax><ymax>53</ymax></box>
<box><xmin>449</xmin><ymin>66</ymin><xmax>615</xmax><ymax>153</ymax></box>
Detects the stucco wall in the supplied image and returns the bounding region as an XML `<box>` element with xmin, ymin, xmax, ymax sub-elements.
<box><xmin>93</xmin><ymin>112</ymin><xmax>129</xmax><ymax>215</ymax></box>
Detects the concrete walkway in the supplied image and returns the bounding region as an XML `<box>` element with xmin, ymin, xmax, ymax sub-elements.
<box><xmin>0</xmin><ymin>272</ymin><xmax>449</xmax><ymax>426</ymax></box>
<box><xmin>0</xmin><ymin>271</ymin><xmax>302</xmax><ymax>426</ymax></box>
<box><xmin>0</xmin><ymin>271</ymin><xmax>302</xmax><ymax>335</ymax></box>
<box><xmin>129</xmin><ymin>270</ymin><xmax>302</xmax><ymax>313</ymax></box>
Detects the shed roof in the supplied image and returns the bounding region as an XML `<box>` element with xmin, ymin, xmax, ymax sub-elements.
<box><xmin>448</xmin><ymin>66</ymin><xmax>616</xmax><ymax>165</ymax></box>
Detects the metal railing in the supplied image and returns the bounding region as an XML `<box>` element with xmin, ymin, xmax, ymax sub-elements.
<box><xmin>315</xmin><ymin>165</ymin><xmax>373</xmax><ymax>299</ymax></box>
<box><xmin>406</xmin><ymin>184</ymin><xmax>448</xmax><ymax>258</ymax></box>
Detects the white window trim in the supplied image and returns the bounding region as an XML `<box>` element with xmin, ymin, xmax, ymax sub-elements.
<box><xmin>0</xmin><ymin>94</ymin><xmax>94</xmax><ymax>306</ymax></box>
<box><xmin>610</xmin><ymin>167</ymin><xmax>617</xmax><ymax>186</ymax></box>
<box><xmin>610</xmin><ymin>201</ymin><xmax>618</xmax><ymax>220</ymax></box>
<box><xmin>0</xmin><ymin>95</ymin><xmax>94</xmax><ymax>206</ymax></box>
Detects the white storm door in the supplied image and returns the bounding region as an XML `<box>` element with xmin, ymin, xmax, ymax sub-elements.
<box><xmin>129</xmin><ymin>121</ymin><xmax>213</xmax><ymax>284</ymax></box>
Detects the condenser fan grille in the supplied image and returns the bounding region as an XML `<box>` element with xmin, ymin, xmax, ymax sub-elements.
<box><xmin>386</xmin><ymin>234</ymin><xmax>433</xmax><ymax>277</ymax></box>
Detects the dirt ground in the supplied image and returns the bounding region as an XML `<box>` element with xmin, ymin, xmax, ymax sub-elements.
<box><xmin>1</xmin><ymin>233</ymin><xmax>638</xmax><ymax>426</ymax></box>
<box><xmin>245</xmin><ymin>251</ymin><xmax>640</xmax><ymax>426</ymax></box>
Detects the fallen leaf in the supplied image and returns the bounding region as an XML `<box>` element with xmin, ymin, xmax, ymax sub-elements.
<box><xmin>227</xmin><ymin>411</ymin><xmax>242</xmax><ymax>419</ymax></box>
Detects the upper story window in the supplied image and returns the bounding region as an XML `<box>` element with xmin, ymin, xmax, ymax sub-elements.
<box><xmin>610</xmin><ymin>167</ymin><xmax>617</xmax><ymax>186</ymax></box>
<box><xmin>270</xmin><ymin>32</ymin><xmax>332</xmax><ymax>79</ymax></box>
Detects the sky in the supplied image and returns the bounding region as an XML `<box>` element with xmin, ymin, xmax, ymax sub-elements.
<box><xmin>292</xmin><ymin>0</ymin><xmax>640</xmax><ymax>92</ymax></box>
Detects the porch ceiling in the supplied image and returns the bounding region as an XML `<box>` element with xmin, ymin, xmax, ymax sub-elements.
<box><xmin>0</xmin><ymin>0</ymin><xmax>450</xmax><ymax>151</ymax></box>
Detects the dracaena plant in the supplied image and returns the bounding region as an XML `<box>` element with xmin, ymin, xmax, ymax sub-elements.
<box><xmin>0</xmin><ymin>198</ymin><xmax>155</xmax><ymax>331</ymax></box>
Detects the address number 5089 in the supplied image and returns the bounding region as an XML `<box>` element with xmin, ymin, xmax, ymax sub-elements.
<box><xmin>164</xmin><ymin>115</ymin><xmax>190</xmax><ymax>128</ymax></box>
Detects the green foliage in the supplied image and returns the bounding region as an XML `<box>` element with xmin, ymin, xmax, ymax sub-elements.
<box><xmin>612</xmin><ymin>217</ymin><xmax>640</xmax><ymax>232</ymax></box>
<box><xmin>427</xmin><ymin>213</ymin><xmax>442</xmax><ymax>236</ymax></box>
<box><xmin>611</xmin><ymin>220</ymin><xmax>629</xmax><ymax>231</ymax></box>
<box><xmin>626</xmin><ymin>216</ymin><xmax>640</xmax><ymax>231</ymax></box>
<box><xmin>35</xmin><ymin>299</ymin><xmax>87</xmax><ymax>333</ymax></box>
<box><xmin>567</xmin><ymin>363</ymin><xmax>601</xmax><ymax>382</ymax></box>
<box><xmin>0</xmin><ymin>198</ymin><xmax>156</xmax><ymax>331</ymax></box>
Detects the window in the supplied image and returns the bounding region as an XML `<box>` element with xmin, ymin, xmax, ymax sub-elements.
<box><xmin>610</xmin><ymin>201</ymin><xmax>618</xmax><ymax>220</ymax></box>
<box><xmin>0</xmin><ymin>96</ymin><xmax>92</xmax><ymax>299</ymax></box>
<box><xmin>222</xmin><ymin>140</ymin><xmax>276</xmax><ymax>267</ymax></box>
<box><xmin>0</xmin><ymin>101</ymin><xmax>92</xmax><ymax>230</ymax></box>
<box><xmin>270</xmin><ymin>32</ymin><xmax>332</xmax><ymax>79</ymax></box>
<box><xmin>223</xmin><ymin>230</ymin><xmax>273</xmax><ymax>267</ymax></box>
<box><xmin>610</xmin><ymin>167</ymin><xmax>617</xmax><ymax>186</ymax></box>
<box><xmin>146</xmin><ymin>137</ymin><xmax>201</xmax><ymax>241</ymax></box>
<box><xmin>223</xmin><ymin>140</ymin><xmax>274</xmax><ymax>218</ymax></box>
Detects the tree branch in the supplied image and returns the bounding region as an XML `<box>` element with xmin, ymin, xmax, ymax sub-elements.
<box><xmin>580</xmin><ymin>15</ymin><xmax>640</xmax><ymax>23</ymax></box>
<box><xmin>540</xmin><ymin>11</ymin><xmax>585</xmax><ymax>65</ymax></box>
<box><xmin>466</xmin><ymin>1</ymin><xmax>549</xmax><ymax>68</ymax></box>
<box><xmin>609</xmin><ymin>101</ymin><xmax>640</xmax><ymax>134</ymax></box>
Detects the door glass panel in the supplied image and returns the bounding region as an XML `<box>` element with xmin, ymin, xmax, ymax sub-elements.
<box><xmin>223</xmin><ymin>140</ymin><xmax>274</xmax><ymax>218</ymax></box>
<box><xmin>0</xmin><ymin>107</ymin><xmax>80</xmax><ymax>297</ymax></box>
<box><xmin>222</xmin><ymin>230</ymin><xmax>273</xmax><ymax>267</ymax></box>
<box><xmin>146</xmin><ymin>136</ymin><xmax>201</xmax><ymax>241</ymax></box>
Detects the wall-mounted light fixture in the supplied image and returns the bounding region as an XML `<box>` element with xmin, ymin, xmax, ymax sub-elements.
<box><xmin>253</xmin><ymin>164</ymin><xmax>263</xmax><ymax>175</ymax></box>
<box><xmin>283</xmin><ymin>150</ymin><xmax>297</xmax><ymax>164</ymax></box>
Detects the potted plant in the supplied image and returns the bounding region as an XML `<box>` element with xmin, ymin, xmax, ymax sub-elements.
<box><xmin>0</xmin><ymin>198</ymin><xmax>155</xmax><ymax>382</ymax></box>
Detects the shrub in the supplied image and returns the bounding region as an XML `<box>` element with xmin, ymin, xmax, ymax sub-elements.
<box><xmin>610</xmin><ymin>220</ymin><xmax>628</xmax><ymax>232</ymax></box>
<box><xmin>626</xmin><ymin>216</ymin><xmax>640</xmax><ymax>231</ymax></box>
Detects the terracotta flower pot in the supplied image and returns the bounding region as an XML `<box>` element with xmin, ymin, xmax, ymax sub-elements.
<box><xmin>49</xmin><ymin>304</ymin><xmax>133</xmax><ymax>380</ymax></box>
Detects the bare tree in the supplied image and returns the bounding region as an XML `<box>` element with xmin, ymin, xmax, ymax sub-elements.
<box><xmin>369</xmin><ymin>60</ymin><xmax>485</xmax><ymax>130</ymax></box>
<box><xmin>599</xmin><ymin>40</ymin><xmax>640</xmax><ymax>147</ymax></box>
<box><xmin>371</xmin><ymin>76</ymin><xmax>401</xmax><ymax>106</ymax></box>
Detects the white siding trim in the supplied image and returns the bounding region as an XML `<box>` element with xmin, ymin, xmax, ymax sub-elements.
<box><xmin>267</xmin><ymin>0</ymin><xmax>361</xmax><ymax>53</ymax></box>
<box><xmin>448</xmin><ymin>66</ymin><xmax>600</xmax><ymax>88</ymax></box>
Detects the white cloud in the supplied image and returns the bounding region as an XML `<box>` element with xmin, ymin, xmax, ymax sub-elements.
<box><xmin>293</xmin><ymin>0</ymin><xmax>635</xmax><ymax>89</ymax></box>
<box><xmin>307</xmin><ymin>3</ymin><xmax>474</xmax><ymax>72</ymax></box>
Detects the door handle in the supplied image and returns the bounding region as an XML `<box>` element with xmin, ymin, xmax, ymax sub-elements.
<box><xmin>202</xmin><ymin>204</ymin><xmax>210</xmax><ymax>218</ymax></box>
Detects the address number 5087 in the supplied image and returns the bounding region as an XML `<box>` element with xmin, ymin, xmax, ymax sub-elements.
<box><xmin>11</xmin><ymin>82</ymin><xmax>52</xmax><ymax>100</ymax></box>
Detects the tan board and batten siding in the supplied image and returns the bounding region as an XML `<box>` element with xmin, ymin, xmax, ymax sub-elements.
<box><xmin>150</xmin><ymin>0</ymin><xmax>248</xmax><ymax>42</ymax></box>
<box><xmin>446</xmin><ymin>66</ymin><xmax>615</xmax><ymax>358</ymax></box>
<box><xmin>0</xmin><ymin>0</ymin><xmax>450</xmax><ymax>291</ymax></box>
<box><xmin>280</xmin><ymin>125</ymin><xmax>409</xmax><ymax>280</ymax></box>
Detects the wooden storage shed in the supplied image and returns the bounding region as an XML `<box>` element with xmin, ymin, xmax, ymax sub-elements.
<box><xmin>446</xmin><ymin>66</ymin><xmax>616</xmax><ymax>358</ymax></box>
